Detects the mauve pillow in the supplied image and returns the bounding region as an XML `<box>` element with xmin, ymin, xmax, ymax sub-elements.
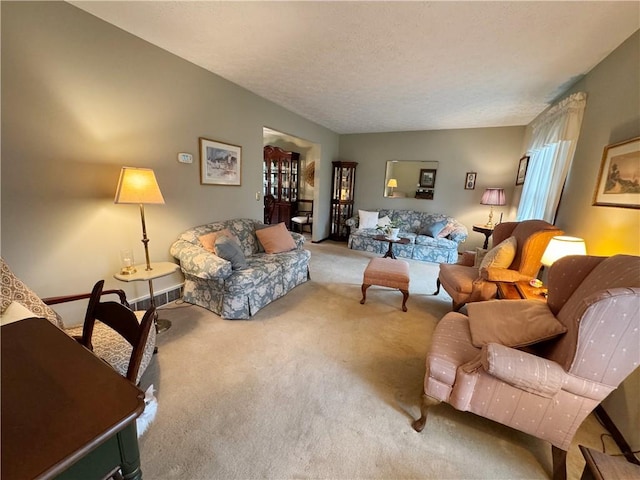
<box><xmin>467</xmin><ymin>299</ymin><xmax>567</xmax><ymax>348</ymax></box>
<box><xmin>255</xmin><ymin>223</ymin><xmax>297</xmax><ymax>254</ymax></box>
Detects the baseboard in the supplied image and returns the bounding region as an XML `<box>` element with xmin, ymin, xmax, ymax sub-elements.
<box><xmin>131</xmin><ymin>284</ymin><xmax>183</xmax><ymax>312</ymax></box>
<box><xmin>595</xmin><ymin>405</ymin><xmax>640</xmax><ymax>464</ymax></box>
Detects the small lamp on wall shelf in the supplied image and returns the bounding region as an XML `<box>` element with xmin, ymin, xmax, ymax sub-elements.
<box><xmin>387</xmin><ymin>178</ymin><xmax>398</xmax><ymax>196</ymax></box>
<box><xmin>480</xmin><ymin>188</ymin><xmax>505</xmax><ymax>228</ymax></box>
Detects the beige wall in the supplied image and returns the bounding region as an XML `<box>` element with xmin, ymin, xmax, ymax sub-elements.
<box><xmin>1</xmin><ymin>1</ymin><xmax>339</xmax><ymax>314</ymax></box>
<box><xmin>550</xmin><ymin>30</ymin><xmax>639</xmax><ymax>450</ymax></box>
<box><xmin>339</xmin><ymin>127</ymin><xmax>526</xmax><ymax>251</ymax></box>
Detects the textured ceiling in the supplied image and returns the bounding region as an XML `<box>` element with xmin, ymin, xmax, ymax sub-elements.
<box><xmin>70</xmin><ymin>1</ymin><xmax>639</xmax><ymax>134</ymax></box>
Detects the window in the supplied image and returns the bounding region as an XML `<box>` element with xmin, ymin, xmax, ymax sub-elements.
<box><xmin>517</xmin><ymin>92</ymin><xmax>587</xmax><ymax>222</ymax></box>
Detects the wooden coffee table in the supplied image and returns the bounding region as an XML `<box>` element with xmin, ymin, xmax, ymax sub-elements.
<box><xmin>373</xmin><ymin>234</ymin><xmax>410</xmax><ymax>259</ymax></box>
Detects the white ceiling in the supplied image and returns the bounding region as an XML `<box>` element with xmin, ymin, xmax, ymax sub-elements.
<box><xmin>70</xmin><ymin>1</ymin><xmax>639</xmax><ymax>135</ymax></box>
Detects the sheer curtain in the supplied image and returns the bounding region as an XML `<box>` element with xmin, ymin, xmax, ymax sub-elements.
<box><xmin>517</xmin><ymin>92</ymin><xmax>587</xmax><ymax>222</ymax></box>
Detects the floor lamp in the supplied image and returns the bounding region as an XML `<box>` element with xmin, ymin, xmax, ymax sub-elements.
<box><xmin>114</xmin><ymin>166</ymin><xmax>171</xmax><ymax>332</ymax></box>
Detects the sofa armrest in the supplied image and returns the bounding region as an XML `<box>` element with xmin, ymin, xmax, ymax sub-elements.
<box><xmin>458</xmin><ymin>251</ymin><xmax>476</xmax><ymax>266</ymax></box>
<box><xmin>482</xmin><ymin>343</ymin><xmax>566</xmax><ymax>398</ymax></box>
<box><xmin>345</xmin><ymin>216</ymin><xmax>358</xmax><ymax>228</ymax></box>
<box><xmin>290</xmin><ymin>231</ymin><xmax>305</xmax><ymax>249</ymax></box>
<box><xmin>170</xmin><ymin>240</ymin><xmax>233</xmax><ymax>280</ymax></box>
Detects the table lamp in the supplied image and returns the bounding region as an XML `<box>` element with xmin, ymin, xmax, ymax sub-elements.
<box><xmin>480</xmin><ymin>188</ymin><xmax>506</xmax><ymax>228</ymax></box>
<box><xmin>387</xmin><ymin>178</ymin><xmax>398</xmax><ymax>196</ymax></box>
<box><xmin>114</xmin><ymin>167</ymin><xmax>165</xmax><ymax>271</ymax></box>
<box><xmin>541</xmin><ymin>236</ymin><xmax>587</xmax><ymax>267</ymax></box>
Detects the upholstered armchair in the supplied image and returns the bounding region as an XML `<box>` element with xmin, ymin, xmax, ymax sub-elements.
<box><xmin>413</xmin><ymin>254</ymin><xmax>640</xmax><ymax>480</ymax></box>
<box><xmin>435</xmin><ymin>220</ymin><xmax>562</xmax><ymax>311</ymax></box>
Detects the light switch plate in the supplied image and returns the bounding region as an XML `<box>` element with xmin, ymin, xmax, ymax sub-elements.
<box><xmin>178</xmin><ymin>153</ymin><xmax>193</xmax><ymax>164</ymax></box>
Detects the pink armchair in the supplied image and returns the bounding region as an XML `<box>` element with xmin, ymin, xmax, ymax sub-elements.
<box><xmin>435</xmin><ymin>220</ymin><xmax>562</xmax><ymax>311</ymax></box>
<box><xmin>414</xmin><ymin>254</ymin><xmax>640</xmax><ymax>480</ymax></box>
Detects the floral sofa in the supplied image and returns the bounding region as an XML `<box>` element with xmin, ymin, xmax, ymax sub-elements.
<box><xmin>170</xmin><ymin>218</ymin><xmax>310</xmax><ymax>319</ymax></box>
<box><xmin>345</xmin><ymin>209</ymin><xmax>468</xmax><ymax>263</ymax></box>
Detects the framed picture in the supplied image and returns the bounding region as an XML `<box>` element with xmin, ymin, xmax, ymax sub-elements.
<box><xmin>419</xmin><ymin>168</ymin><xmax>437</xmax><ymax>188</ymax></box>
<box><xmin>199</xmin><ymin>137</ymin><xmax>242</xmax><ymax>186</ymax></box>
<box><xmin>593</xmin><ymin>137</ymin><xmax>640</xmax><ymax>209</ymax></box>
<box><xmin>516</xmin><ymin>155</ymin><xmax>529</xmax><ymax>186</ymax></box>
<box><xmin>464</xmin><ymin>172</ymin><xmax>477</xmax><ymax>190</ymax></box>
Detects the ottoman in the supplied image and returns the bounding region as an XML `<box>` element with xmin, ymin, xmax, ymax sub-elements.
<box><xmin>360</xmin><ymin>257</ymin><xmax>410</xmax><ymax>312</ymax></box>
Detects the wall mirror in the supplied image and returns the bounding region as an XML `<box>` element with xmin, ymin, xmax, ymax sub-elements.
<box><xmin>384</xmin><ymin>160</ymin><xmax>439</xmax><ymax>199</ymax></box>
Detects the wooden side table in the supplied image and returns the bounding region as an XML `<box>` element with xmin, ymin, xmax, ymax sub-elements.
<box><xmin>496</xmin><ymin>280</ymin><xmax>547</xmax><ymax>301</ymax></box>
<box><xmin>372</xmin><ymin>234</ymin><xmax>410</xmax><ymax>259</ymax></box>
<box><xmin>114</xmin><ymin>261</ymin><xmax>180</xmax><ymax>333</ymax></box>
<box><xmin>579</xmin><ymin>445</ymin><xmax>640</xmax><ymax>479</ymax></box>
<box><xmin>472</xmin><ymin>224</ymin><xmax>494</xmax><ymax>249</ymax></box>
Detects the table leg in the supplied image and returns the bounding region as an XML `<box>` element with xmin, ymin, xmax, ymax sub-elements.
<box><xmin>482</xmin><ymin>233</ymin><xmax>490</xmax><ymax>249</ymax></box>
<box><xmin>147</xmin><ymin>279</ymin><xmax>171</xmax><ymax>333</ymax></box>
<box><xmin>118</xmin><ymin>422</ymin><xmax>143</xmax><ymax>480</ymax></box>
<box><xmin>382</xmin><ymin>241</ymin><xmax>396</xmax><ymax>259</ymax></box>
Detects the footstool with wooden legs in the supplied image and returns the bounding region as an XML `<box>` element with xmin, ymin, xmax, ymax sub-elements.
<box><xmin>360</xmin><ymin>257</ymin><xmax>410</xmax><ymax>311</ymax></box>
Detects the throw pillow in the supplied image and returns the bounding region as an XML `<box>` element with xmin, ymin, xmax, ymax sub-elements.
<box><xmin>358</xmin><ymin>210</ymin><xmax>379</xmax><ymax>229</ymax></box>
<box><xmin>421</xmin><ymin>220</ymin><xmax>447</xmax><ymax>238</ymax></box>
<box><xmin>255</xmin><ymin>222</ymin><xmax>297</xmax><ymax>254</ymax></box>
<box><xmin>377</xmin><ymin>215</ymin><xmax>391</xmax><ymax>227</ymax></box>
<box><xmin>467</xmin><ymin>300</ymin><xmax>567</xmax><ymax>349</ymax></box>
<box><xmin>199</xmin><ymin>229</ymin><xmax>240</xmax><ymax>253</ymax></box>
<box><xmin>438</xmin><ymin>223</ymin><xmax>456</xmax><ymax>238</ymax></box>
<box><xmin>1</xmin><ymin>301</ymin><xmax>36</xmax><ymax>325</ymax></box>
<box><xmin>214</xmin><ymin>236</ymin><xmax>248</xmax><ymax>270</ymax></box>
<box><xmin>473</xmin><ymin>247</ymin><xmax>489</xmax><ymax>267</ymax></box>
<box><xmin>480</xmin><ymin>236</ymin><xmax>517</xmax><ymax>270</ymax></box>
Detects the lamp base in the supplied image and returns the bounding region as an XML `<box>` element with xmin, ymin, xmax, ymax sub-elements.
<box><xmin>156</xmin><ymin>318</ymin><xmax>172</xmax><ymax>334</ymax></box>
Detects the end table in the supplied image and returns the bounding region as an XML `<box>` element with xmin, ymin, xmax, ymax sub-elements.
<box><xmin>472</xmin><ymin>224</ymin><xmax>494</xmax><ymax>249</ymax></box>
<box><xmin>114</xmin><ymin>261</ymin><xmax>180</xmax><ymax>333</ymax></box>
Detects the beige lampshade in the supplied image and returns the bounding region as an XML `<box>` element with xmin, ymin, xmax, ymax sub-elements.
<box><xmin>541</xmin><ymin>236</ymin><xmax>586</xmax><ymax>267</ymax></box>
<box><xmin>387</xmin><ymin>178</ymin><xmax>398</xmax><ymax>188</ymax></box>
<box><xmin>114</xmin><ymin>167</ymin><xmax>165</xmax><ymax>204</ymax></box>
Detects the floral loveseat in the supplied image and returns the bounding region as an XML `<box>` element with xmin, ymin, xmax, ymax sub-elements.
<box><xmin>345</xmin><ymin>209</ymin><xmax>468</xmax><ymax>263</ymax></box>
<box><xmin>170</xmin><ymin>218</ymin><xmax>310</xmax><ymax>319</ymax></box>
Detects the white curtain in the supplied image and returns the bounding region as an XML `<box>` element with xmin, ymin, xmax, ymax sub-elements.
<box><xmin>517</xmin><ymin>92</ymin><xmax>587</xmax><ymax>222</ymax></box>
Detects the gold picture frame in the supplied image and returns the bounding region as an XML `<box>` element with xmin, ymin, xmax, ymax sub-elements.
<box><xmin>592</xmin><ymin>137</ymin><xmax>640</xmax><ymax>209</ymax></box>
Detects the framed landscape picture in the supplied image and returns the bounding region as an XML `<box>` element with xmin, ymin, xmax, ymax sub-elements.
<box><xmin>593</xmin><ymin>137</ymin><xmax>640</xmax><ymax>209</ymax></box>
<box><xmin>516</xmin><ymin>155</ymin><xmax>529</xmax><ymax>186</ymax></box>
<box><xmin>199</xmin><ymin>137</ymin><xmax>242</xmax><ymax>186</ymax></box>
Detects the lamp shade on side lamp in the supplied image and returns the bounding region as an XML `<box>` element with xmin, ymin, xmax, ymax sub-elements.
<box><xmin>480</xmin><ymin>188</ymin><xmax>506</xmax><ymax>228</ymax></box>
<box><xmin>541</xmin><ymin>236</ymin><xmax>587</xmax><ymax>267</ymax></box>
<box><xmin>114</xmin><ymin>167</ymin><xmax>165</xmax><ymax>271</ymax></box>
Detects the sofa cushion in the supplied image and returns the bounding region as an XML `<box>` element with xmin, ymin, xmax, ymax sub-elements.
<box><xmin>215</xmin><ymin>236</ymin><xmax>248</xmax><ymax>270</ymax></box>
<box><xmin>421</xmin><ymin>220</ymin><xmax>448</xmax><ymax>237</ymax></box>
<box><xmin>358</xmin><ymin>210</ymin><xmax>379</xmax><ymax>229</ymax></box>
<box><xmin>199</xmin><ymin>228</ymin><xmax>240</xmax><ymax>253</ymax></box>
<box><xmin>467</xmin><ymin>299</ymin><xmax>567</xmax><ymax>348</ymax></box>
<box><xmin>256</xmin><ymin>223</ymin><xmax>297</xmax><ymax>254</ymax></box>
<box><xmin>480</xmin><ymin>236</ymin><xmax>517</xmax><ymax>269</ymax></box>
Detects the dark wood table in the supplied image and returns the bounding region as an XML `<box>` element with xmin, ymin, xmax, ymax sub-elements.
<box><xmin>373</xmin><ymin>234</ymin><xmax>410</xmax><ymax>259</ymax></box>
<box><xmin>472</xmin><ymin>224</ymin><xmax>494</xmax><ymax>249</ymax></box>
<box><xmin>1</xmin><ymin>318</ymin><xmax>145</xmax><ymax>480</ymax></box>
<box><xmin>579</xmin><ymin>445</ymin><xmax>640</xmax><ymax>479</ymax></box>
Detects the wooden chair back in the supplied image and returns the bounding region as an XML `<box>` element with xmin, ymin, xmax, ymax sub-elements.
<box><xmin>79</xmin><ymin>280</ymin><xmax>156</xmax><ymax>383</ymax></box>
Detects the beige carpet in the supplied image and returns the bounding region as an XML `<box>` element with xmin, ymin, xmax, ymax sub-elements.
<box><xmin>138</xmin><ymin>239</ymin><xmax>618</xmax><ymax>479</ymax></box>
